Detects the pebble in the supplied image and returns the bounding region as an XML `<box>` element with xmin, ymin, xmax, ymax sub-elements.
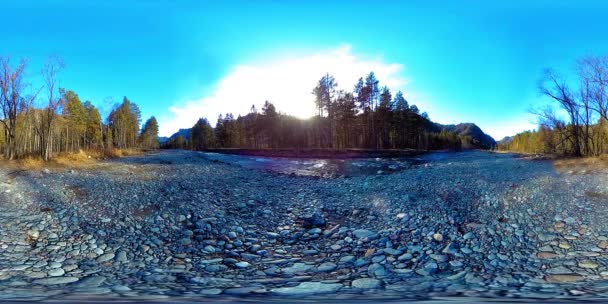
<box><xmin>3</xmin><ymin>150</ymin><xmax>608</xmax><ymax>300</ymax></box>
<box><xmin>271</xmin><ymin>282</ymin><xmax>342</xmax><ymax>295</ymax></box>
<box><xmin>352</xmin><ymin>278</ymin><xmax>383</xmax><ymax>289</ymax></box>
<box><xmin>33</xmin><ymin>277</ymin><xmax>80</xmax><ymax>285</ymax></box>
<box><xmin>48</xmin><ymin>268</ymin><xmax>65</xmax><ymax>277</ymax></box>
<box><xmin>97</xmin><ymin>253</ymin><xmax>115</xmax><ymax>263</ymax></box>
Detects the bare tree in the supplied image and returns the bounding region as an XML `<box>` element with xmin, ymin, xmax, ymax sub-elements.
<box><xmin>539</xmin><ymin>69</ymin><xmax>583</xmax><ymax>156</ymax></box>
<box><xmin>0</xmin><ymin>57</ymin><xmax>37</xmax><ymax>160</ymax></box>
<box><xmin>35</xmin><ymin>56</ymin><xmax>64</xmax><ymax>161</ymax></box>
<box><xmin>578</xmin><ymin>56</ymin><xmax>608</xmax><ymax>120</ymax></box>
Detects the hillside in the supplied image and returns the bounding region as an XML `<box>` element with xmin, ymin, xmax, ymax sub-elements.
<box><xmin>435</xmin><ymin>123</ymin><xmax>496</xmax><ymax>149</ymax></box>
<box><xmin>168</xmin><ymin>128</ymin><xmax>192</xmax><ymax>141</ymax></box>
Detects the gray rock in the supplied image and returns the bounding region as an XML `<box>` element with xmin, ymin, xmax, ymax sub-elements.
<box><xmin>317</xmin><ymin>262</ymin><xmax>337</xmax><ymax>272</ymax></box>
<box><xmin>143</xmin><ymin>274</ymin><xmax>176</xmax><ymax>282</ymax></box>
<box><xmin>339</xmin><ymin>255</ymin><xmax>355</xmax><ymax>264</ymax></box>
<box><xmin>75</xmin><ymin>276</ymin><xmax>106</xmax><ymax>288</ymax></box>
<box><xmin>424</xmin><ymin>262</ymin><xmax>438</xmax><ymax>273</ymax></box>
<box><xmin>282</xmin><ymin>263</ymin><xmax>313</xmax><ymax>274</ymax></box>
<box><xmin>27</xmin><ymin>229</ymin><xmax>40</xmax><ymax>241</ymax></box>
<box><xmin>538</xmin><ymin>233</ymin><xmax>557</xmax><ymax>242</ymax></box>
<box><xmin>352</xmin><ymin>278</ymin><xmax>383</xmax><ymax>289</ymax></box>
<box><xmin>33</xmin><ymin>277</ymin><xmax>80</xmax><ymax>285</ymax></box>
<box><xmin>352</xmin><ymin>229</ymin><xmax>378</xmax><ymax>239</ymax></box>
<box><xmin>398</xmin><ymin>253</ymin><xmax>413</xmax><ymax>261</ymax></box>
<box><xmin>271</xmin><ymin>282</ymin><xmax>342</xmax><ymax>295</ymax></box>
<box><xmin>442</xmin><ymin>242</ymin><xmax>460</xmax><ymax>255</ymax></box>
<box><xmin>431</xmin><ymin>254</ymin><xmax>448</xmax><ymax>262</ymax></box>
<box><xmin>368</xmin><ymin>263</ymin><xmax>387</xmax><ymax>277</ymax></box>
<box><xmin>115</xmin><ymin>251</ymin><xmax>128</xmax><ymax>263</ymax></box>
<box><xmin>301</xmin><ymin>212</ymin><xmax>326</xmax><ymax>228</ymax></box>
<box><xmin>200</xmin><ymin>288</ymin><xmax>223</xmax><ymax>295</ymax></box>
<box><xmin>383</xmin><ymin>248</ymin><xmax>403</xmax><ymax>256</ymax></box>
<box><xmin>97</xmin><ymin>253</ymin><xmax>115</xmax><ymax>263</ymax></box>
<box><xmin>48</xmin><ymin>268</ymin><xmax>65</xmax><ymax>277</ymax></box>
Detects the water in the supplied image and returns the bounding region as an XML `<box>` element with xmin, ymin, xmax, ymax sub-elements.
<box><xmin>199</xmin><ymin>152</ymin><xmax>428</xmax><ymax>177</ymax></box>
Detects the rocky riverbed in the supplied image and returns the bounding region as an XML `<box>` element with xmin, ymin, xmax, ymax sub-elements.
<box><xmin>1</xmin><ymin>150</ymin><xmax>608</xmax><ymax>301</ymax></box>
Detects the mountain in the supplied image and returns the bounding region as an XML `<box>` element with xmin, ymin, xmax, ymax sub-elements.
<box><xmin>168</xmin><ymin>128</ymin><xmax>191</xmax><ymax>141</ymax></box>
<box><xmin>158</xmin><ymin>136</ymin><xmax>170</xmax><ymax>144</ymax></box>
<box><xmin>498</xmin><ymin>136</ymin><xmax>513</xmax><ymax>145</ymax></box>
<box><xmin>435</xmin><ymin>123</ymin><xmax>496</xmax><ymax>149</ymax></box>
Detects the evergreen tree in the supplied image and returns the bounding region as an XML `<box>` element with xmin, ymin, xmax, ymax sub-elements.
<box><xmin>139</xmin><ymin>116</ymin><xmax>159</xmax><ymax>149</ymax></box>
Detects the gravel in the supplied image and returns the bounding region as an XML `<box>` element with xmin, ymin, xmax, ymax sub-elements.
<box><xmin>1</xmin><ymin>150</ymin><xmax>608</xmax><ymax>300</ymax></box>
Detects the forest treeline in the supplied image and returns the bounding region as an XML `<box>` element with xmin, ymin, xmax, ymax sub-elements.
<box><xmin>166</xmin><ymin>72</ymin><xmax>473</xmax><ymax>151</ymax></box>
<box><xmin>0</xmin><ymin>57</ymin><xmax>159</xmax><ymax>160</ymax></box>
<box><xmin>498</xmin><ymin>55</ymin><xmax>608</xmax><ymax>157</ymax></box>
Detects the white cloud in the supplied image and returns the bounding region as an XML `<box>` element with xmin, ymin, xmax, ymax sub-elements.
<box><xmin>158</xmin><ymin>45</ymin><xmax>408</xmax><ymax>136</ymax></box>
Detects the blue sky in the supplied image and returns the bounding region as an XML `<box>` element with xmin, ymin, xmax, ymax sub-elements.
<box><xmin>3</xmin><ymin>0</ymin><xmax>608</xmax><ymax>139</ymax></box>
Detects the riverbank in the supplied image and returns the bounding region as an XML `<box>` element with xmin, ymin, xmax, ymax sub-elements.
<box><xmin>1</xmin><ymin>150</ymin><xmax>608</xmax><ymax>301</ymax></box>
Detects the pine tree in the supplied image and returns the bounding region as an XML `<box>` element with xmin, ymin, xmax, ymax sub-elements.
<box><xmin>139</xmin><ymin>116</ymin><xmax>159</xmax><ymax>149</ymax></box>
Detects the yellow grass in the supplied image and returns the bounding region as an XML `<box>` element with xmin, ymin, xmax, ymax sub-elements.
<box><xmin>553</xmin><ymin>154</ymin><xmax>608</xmax><ymax>174</ymax></box>
<box><xmin>5</xmin><ymin>148</ymin><xmax>148</xmax><ymax>171</ymax></box>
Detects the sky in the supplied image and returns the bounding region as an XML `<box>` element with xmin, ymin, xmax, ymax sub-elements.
<box><xmin>3</xmin><ymin>1</ymin><xmax>608</xmax><ymax>139</ymax></box>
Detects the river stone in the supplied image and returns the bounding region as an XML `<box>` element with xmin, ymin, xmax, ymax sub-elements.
<box><xmin>301</xmin><ymin>212</ymin><xmax>326</xmax><ymax>228</ymax></box>
<box><xmin>352</xmin><ymin>278</ymin><xmax>383</xmax><ymax>289</ymax></box>
<box><xmin>353</xmin><ymin>229</ymin><xmax>377</xmax><ymax>239</ymax></box>
<box><xmin>282</xmin><ymin>263</ymin><xmax>312</xmax><ymax>274</ymax></box>
<box><xmin>579</xmin><ymin>260</ymin><xmax>599</xmax><ymax>269</ymax></box>
<box><xmin>538</xmin><ymin>233</ymin><xmax>557</xmax><ymax>242</ymax></box>
<box><xmin>368</xmin><ymin>263</ymin><xmax>387</xmax><ymax>277</ymax></box>
<box><xmin>545</xmin><ymin>274</ymin><xmax>584</xmax><ymax>283</ymax></box>
<box><xmin>317</xmin><ymin>262</ymin><xmax>337</xmax><ymax>272</ymax></box>
<box><xmin>537</xmin><ymin>252</ymin><xmax>558</xmax><ymax>259</ymax></box>
<box><xmin>115</xmin><ymin>251</ymin><xmax>128</xmax><ymax>263</ymax></box>
<box><xmin>398</xmin><ymin>253</ymin><xmax>413</xmax><ymax>261</ymax></box>
<box><xmin>48</xmin><ymin>268</ymin><xmax>65</xmax><ymax>277</ymax></box>
<box><xmin>33</xmin><ymin>277</ymin><xmax>80</xmax><ymax>285</ymax></box>
<box><xmin>271</xmin><ymin>282</ymin><xmax>342</xmax><ymax>295</ymax></box>
<box><xmin>27</xmin><ymin>229</ymin><xmax>40</xmax><ymax>241</ymax></box>
<box><xmin>442</xmin><ymin>242</ymin><xmax>460</xmax><ymax>255</ymax></box>
<box><xmin>75</xmin><ymin>276</ymin><xmax>106</xmax><ymax>288</ymax></box>
<box><xmin>200</xmin><ymin>288</ymin><xmax>223</xmax><ymax>295</ymax></box>
<box><xmin>383</xmin><ymin>248</ymin><xmax>403</xmax><ymax>256</ymax></box>
<box><xmin>463</xmin><ymin>232</ymin><xmax>475</xmax><ymax>240</ymax></box>
<box><xmin>547</xmin><ymin>266</ymin><xmax>573</xmax><ymax>274</ymax></box>
<box><xmin>431</xmin><ymin>254</ymin><xmax>448</xmax><ymax>262</ymax></box>
<box><xmin>97</xmin><ymin>253</ymin><xmax>115</xmax><ymax>263</ymax></box>
<box><xmin>339</xmin><ymin>255</ymin><xmax>355</xmax><ymax>264</ymax></box>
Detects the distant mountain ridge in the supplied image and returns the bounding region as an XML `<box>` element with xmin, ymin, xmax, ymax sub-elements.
<box><xmin>167</xmin><ymin>121</ymin><xmax>496</xmax><ymax>150</ymax></box>
<box><xmin>434</xmin><ymin>123</ymin><xmax>497</xmax><ymax>149</ymax></box>
<box><xmin>498</xmin><ymin>136</ymin><xmax>513</xmax><ymax>145</ymax></box>
<box><xmin>168</xmin><ymin>128</ymin><xmax>192</xmax><ymax>141</ymax></box>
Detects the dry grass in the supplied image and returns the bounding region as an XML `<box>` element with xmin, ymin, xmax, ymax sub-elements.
<box><xmin>553</xmin><ymin>154</ymin><xmax>608</xmax><ymax>174</ymax></box>
<box><xmin>4</xmin><ymin>148</ymin><xmax>148</xmax><ymax>171</ymax></box>
<box><xmin>586</xmin><ymin>190</ymin><xmax>608</xmax><ymax>200</ymax></box>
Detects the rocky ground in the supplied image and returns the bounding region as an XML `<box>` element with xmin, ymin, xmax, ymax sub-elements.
<box><xmin>1</xmin><ymin>150</ymin><xmax>608</xmax><ymax>301</ymax></box>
